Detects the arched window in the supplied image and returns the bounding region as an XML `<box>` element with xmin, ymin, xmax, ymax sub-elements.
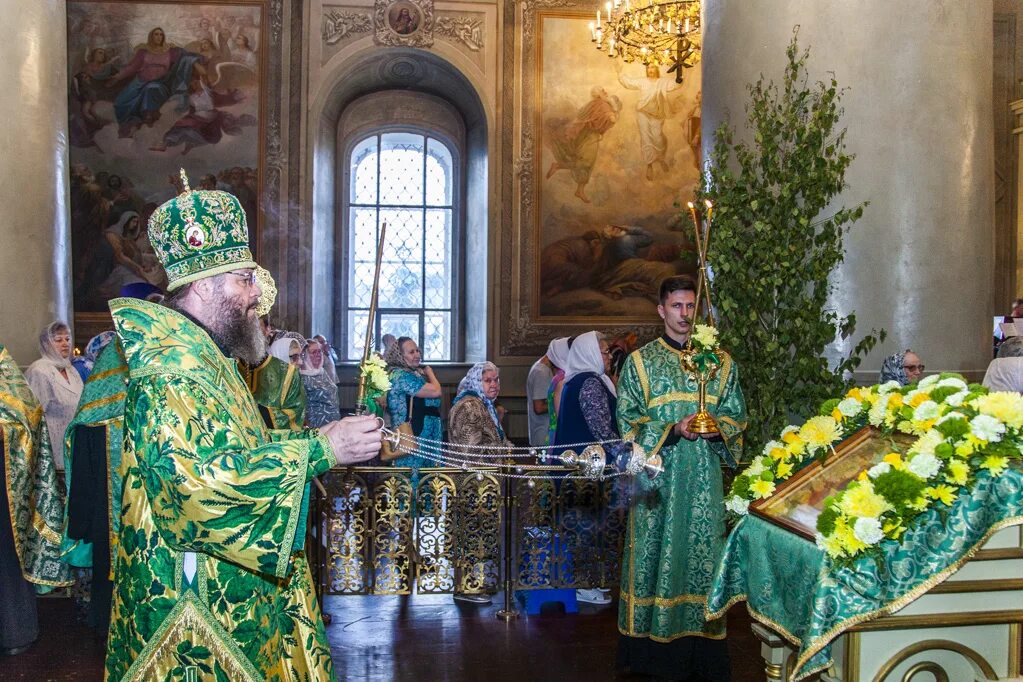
<box><xmin>342</xmin><ymin>131</ymin><xmax>458</xmax><ymax>361</ymax></box>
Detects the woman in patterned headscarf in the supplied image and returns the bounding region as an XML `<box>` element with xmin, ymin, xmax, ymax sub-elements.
<box><xmin>879</xmin><ymin>348</ymin><xmax>925</xmax><ymax>386</ymax></box>
<box><xmin>384</xmin><ymin>337</ymin><xmax>441</xmax><ymax>469</ymax></box>
<box><xmin>72</xmin><ymin>331</ymin><xmax>118</xmax><ymax>382</ymax></box>
<box><xmin>447</xmin><ymin>361</ymin><xmax>508</xmax><ymax>605</ymax></box>
<box><xmin>25</xmin><ymin>322</ymin><xmax>84</xmax><ymax>473</ymax></box>
<box><xmin>300</xmin><ymin>338</ymin><xmax>340</xmax><ymax>428</ymax></box>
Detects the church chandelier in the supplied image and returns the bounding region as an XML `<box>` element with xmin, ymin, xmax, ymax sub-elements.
<box><xmin>591</xmin><ymin>0</ymin><xmax>702</xmax><ymax>81</ymax></box>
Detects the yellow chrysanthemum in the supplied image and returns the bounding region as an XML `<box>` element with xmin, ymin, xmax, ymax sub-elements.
<box><xmin>945</xmin><ymin>460</ymin><xmax>969</xmax><ymax>486</ymax></box>
<box><xmin>838</xmin><ymin>481</ymin><xmax>892</xmax><ymax>518</ymax></box>
<box><xmin>799</xmin><ymin>416</ymin><xmax>842</xmax><ymax>450</ymax></box>
<box><xmin>954</xmin><ymin>439</ymin><xmax>975</xmax><ymax>458</ymax></box>
<box><xmin>833</xmin><ymin>518</ymin><xmax>867</xmax><ymax>555</ymax></box>
<box><xmin>972</xmin><ymin>392</ymin><xmax>1023</xmax><ymax>430</ymax></box>
<box><xmin>925</xmin><ymin>484</ymin><xmax>957</xmax><ymax>506</ymax></box>
<box><xmin>775</xmin><ymin>459</ymin><xmax>794</xmax><ymax>479</ymax></box>
<box><xmin>751</xmin><ymin>479</ymin><xmax>776</xmax><ymax>499</ymax></box>
<box><xmin>981</xmin><ymin>455</ymin><xmax>1010</xmax><ymax>476</ymax></box>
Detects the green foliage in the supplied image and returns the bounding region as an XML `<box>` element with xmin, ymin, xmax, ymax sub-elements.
<box><xmin>695</xmin><ymin>29</ymin><xmax>884</xmax><ymax>451</ymax></box>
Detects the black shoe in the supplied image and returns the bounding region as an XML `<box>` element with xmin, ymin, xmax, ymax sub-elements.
<box><xmin>453</xmin><ymin>592</ymin><xmax>492</xmax><ymax>604</ymax></box>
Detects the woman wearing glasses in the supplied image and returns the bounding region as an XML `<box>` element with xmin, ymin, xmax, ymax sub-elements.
<box><xmin>879</xmin><ymin>349</ymin><xmax>926</xmax><ymax>386</ymax></box>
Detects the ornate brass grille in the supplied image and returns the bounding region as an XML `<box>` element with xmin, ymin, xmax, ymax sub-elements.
<box><xmin>316</xmin><ymin>466</ymin><xmax>629</xmax><ymax>596</ymax></box>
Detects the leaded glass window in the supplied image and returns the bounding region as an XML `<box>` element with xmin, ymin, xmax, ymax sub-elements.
<box><xmin>344</xmin><ymin>131</ymin><xmax>456</xmax><ymax>361</ymax></box>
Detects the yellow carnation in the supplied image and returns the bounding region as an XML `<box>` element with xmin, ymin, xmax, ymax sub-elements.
<box><xmin>767</xmin><ymin>446</ymin><xmax>788</xmax><ymax>462</ymax></box>
<box><xmin>799</xmin><ymin>416</ymin><xmax>842</xmax><ymax>450</ymax></box>
<box><xmin>883</xmin><ymin>453</ymin><xmax>905</xmax><ymax>470</ymax></box>
<box><xmin>831</xmin><ymin>408</ymin><xmax>844</xmax><ymax>422</ymax></box>
<box><xmin>888</xmin><ymin>393</ymin><xmax>904</xmax><ymax>408</ymax></box>
<box><xmin>846</xmin><ymin>387</ymin><xmax>863</xmax><ymax>401</ymax></box>
<box><xmin>782</xmin><ymin>431</ymin><xmax>802</xmax><ymax>445</ymax></box>
<box><xmin>908</xmin><ymin>392</ymin><xmax>930</xmax><ymax>408</ymax></box>
<box><xmin>838</xmin><ymin>481</ymin><xmax>892</xmax><ymax>518</ymax></box>
<box><xmin>751</xmin><ymin>479</ymin><xmax>776</xmax><ymax>499</ymax></box>
<box><xmin>972</xmin><ymin>392</ymin><xmax>1023</xmax><ymax>430</ymax></box>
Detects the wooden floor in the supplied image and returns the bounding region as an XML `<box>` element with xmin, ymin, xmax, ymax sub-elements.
<box><xmin>0</xmin><ymin>592</ymin><xmax>766</xmax><ymax>681</ymax></box>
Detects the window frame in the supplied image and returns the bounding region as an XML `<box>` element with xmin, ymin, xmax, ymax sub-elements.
<box><xmin>338</xmin><ymin>124</ymin><xmax>465</xmax><ymax>363</ymax></box>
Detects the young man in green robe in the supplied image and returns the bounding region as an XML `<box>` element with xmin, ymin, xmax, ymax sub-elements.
<box><xmin>104</xmin><ymin>173</ymin><xmax>381</xmax><ymax>681</ymax></box>
<box><xmin>616</xmin><ymin>275</ymin><xmax>747</xmax><ymax>681</ymax></box>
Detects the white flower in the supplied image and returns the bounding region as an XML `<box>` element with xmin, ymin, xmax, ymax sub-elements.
<box><xmin>761</xmin><ymin>440</ymin><xmax>785</xmax><ymax>456</ymax></box>
<box><xmin>745</xmin><ymin>457</ymin><xmax>767</xmax><ymax>477</ymax></box>
<box><xmin>907</xmin><ymin>452</ymin><xmax>941</xmax><ymax>480</ymax></box>
<box><xmin>853</xmin><ymin>517</ymin><xmax>885</xmax><ymax>545</ymax></box>
<box><xmin>936</xmin><ymin>377</ymin><xmax>968</xmax><ymax>391</ymax></box>
<box><xmin>868</xmin><ymin>394</ymin><xmax>891</xmax><ymax>427</ymax></box>
<box><xmin>837</xmin><ymin>398</ymin><xmax>863</xmax><ymax>418</ymax></box>
<box><xmin>909</xmin><ymin>429</ymin><xmax>944</xmax><ymax>457</ymax></box>
<box><xmin>970</xmin><ymin>414</ymin><xmax>1006</xmax><ymax>443</ymax></box>
<box><xmin>945</xmin><ymin>390</ymin><xmax>969</xmax><ymax>407</ymax></box>
<box><xmin>919</xmin><ymin>374</ymin><xmax>940</xmax><ymax>389</ymax></box>
<box><xmin>913</xmin><ymin>401</ymin><xmax>940</xmax><ymax>422</ymax></box>
<box><xmin>692</xmin><ymin>324</ymin><xmax>718</xmax><ymax>349</ymax></box>
<box><xmin>877</xmin><ymin>381</ymin><xmax>902</xmax><ymax>395</ymax></box>
<box><xmin>867</xmin><ymin>462</ymin><xmax>891</xmax><ymax>479</ymax></box>
<box><xmin>725</xmin><ymin>496</ymin><xmax>749</xmax><ymax>515</ymax></box>
<box><xmin>938</xmin><ymin>411</ymin><xmax>966</xmax><ymax>424</ymax></box>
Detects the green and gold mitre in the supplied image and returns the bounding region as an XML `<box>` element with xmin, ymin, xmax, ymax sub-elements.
<box><xmin>148</xmin><ymin>169</ymin><xmax>256</xmax><ymax>291</ymax></box>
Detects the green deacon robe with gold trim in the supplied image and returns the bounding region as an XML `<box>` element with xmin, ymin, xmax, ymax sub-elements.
<box><xmin>616</xmin><ymin>337</ymin><xmax>746</xmax><ymax>643</ymax></box>
<box><xmin>0</xmin><ymin>344</ymin><xmax>73</xmax><ymax>589</ymax></box>
<box><xmin>106</xmin><ymin>298</ymin><xmax>338</xmax><ymax>682</ymax></box>
<box><xmin>242</xmin><ymin>355</ymin><xmax>306</xmax><ymax>431</ymax></box>
<box><xmin>61</xmin><ymin>341</ymin><xmax>129</xmax><ymax>571</ymax></box>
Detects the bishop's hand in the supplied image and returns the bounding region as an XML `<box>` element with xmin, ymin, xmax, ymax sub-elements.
<box><xmin>321</xmin><ymin>415</ymin><xmax>382</xmax><ymax>464</ymax></box>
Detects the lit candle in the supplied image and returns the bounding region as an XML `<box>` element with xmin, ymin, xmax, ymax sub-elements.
<box><xmin>589</xmin><ymin>21</ymin><xmax>596</xmax><ymax>40</ymax></box>
<box><xmin>667</xmin><ymin>18</ymin><xmax>672</xmax><ymax>34</ymax></box>
<box><xmin>684</xmin><ymin>17</ymin><xmax>690</xmax><ymax>33</ymax></box>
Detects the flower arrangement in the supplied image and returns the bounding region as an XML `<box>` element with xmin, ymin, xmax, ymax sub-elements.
<box><xmin>725</xmin><ymin>373</ymin><xmax>1023</xmax><ymax>565</ymax></box>
<box><xmin>359</xmin><ymin>352</ymin><xmax>391</xmax><ymax>414</ymax></box>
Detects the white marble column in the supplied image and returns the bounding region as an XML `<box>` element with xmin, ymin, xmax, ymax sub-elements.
<box><xmin>0</xmin><ymin>0</ymin><xmax>71</xmax><ymax>364</ymax></box>
<box><xmin>702</xmin><ymin>0</ymin><xmax>995</xmax><ymax>378</ymax></box>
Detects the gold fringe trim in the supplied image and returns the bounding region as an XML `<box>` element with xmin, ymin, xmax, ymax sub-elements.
<box><xmin>621</xmin><ymin>589</ymin><xmax>708</xmax><ymax>607</ymax></box>
<box><xmin>618</xmin><ymin>626</ymin><xmax>728</xmax><ymax>642</ymax></box>
<box><xmin>792</xmin><ymin>515</ymin><xmax>1023</xmax><ymax>681</ymax></box>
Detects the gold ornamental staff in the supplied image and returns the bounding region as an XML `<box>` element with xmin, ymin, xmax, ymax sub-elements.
<box><xmin>356</xmin><ymin>221</ymin><xmax>388</xmax><ymax>412</ymax></box>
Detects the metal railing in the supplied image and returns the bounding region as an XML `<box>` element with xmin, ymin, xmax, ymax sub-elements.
<box><xmin>311</xmin><ymin>466</ymin><xmax>630</xmax><ymax>599</ymax></box>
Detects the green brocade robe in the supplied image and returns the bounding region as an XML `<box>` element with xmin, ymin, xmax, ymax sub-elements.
<box><xmin>0</xmin><ymin>345</ymin><xmax>73</xmax><ymax>589</ymax></box>
<box><xmin>616</xmin><ymin>338</ymin><xmax>746</xmax><ymax>643</ymax></box>
<box><xmin>106</xmin><ymin>298</ymin><xmax>337</xmax><ymax>682</ymax></box>
<box><xmin>61</xmin><ymin>341</ymin><xmax>129</xmax><ymax>571</ymax></box>
<box><xmin>242</xmin><ymin>355</ymin><xmax>306</xmax><ymax>431</ymax></box>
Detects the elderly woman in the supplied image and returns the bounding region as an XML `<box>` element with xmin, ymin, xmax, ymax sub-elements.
<box><xmin>25</xmin><ymin>322</ymin><xmax>84</xmax><ymax>473</ymax></box>
<box><xmin>385</xmin><ymin>337</ymin><xmax>442</xmax><ymax>468</ymax></box>
<box><xmin>447</xmin><ymin>361</ymin><xmax>510</xmax><ymax>605</ymax></box>
<box><xmin>879</xmin><ymin>349</ymin><xmax>925</xmax><ymax>386</ymax></box>
<box><xmin>300</xmin><ymin>338</ymin><xmax>340</xmax><ymax>428</ymax></box>
<box><xmin>552</xmin><ymin>330</ymin><xmax>626</xmax><ymax>606</ymax></box>
<box><xmin>984</xmin><ymin>336</ymin><xmax>1023</xmax><ymax>392</ymax></box>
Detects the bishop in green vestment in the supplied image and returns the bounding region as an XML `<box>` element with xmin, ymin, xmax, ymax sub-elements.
<box><xmin>103</xmin><ymin>175</ymin><xmax>381</xmax><ymax>681</ymax></box>
<box><xmin>616</xmin><ymin>276</ymin><xmax>746</xmax><ymax>681</ymax></box>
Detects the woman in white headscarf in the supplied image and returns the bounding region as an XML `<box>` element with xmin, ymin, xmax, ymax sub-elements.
<box><xmin>300</xmin><ymin>338</ymin><xmax>340</xmax><ymax>428</ymax></box>
<box><xmin>24</xmin><ymin>322</ymin><xmax>84</xmax><ymax>472</ymax></box>
<box><xmin>268</xmin><ymin>337</ymin><xmax>302</xmax><ymax>367</ymax></box>
<box><xmin>544</xmin><ymin>337</ymin><xmax>572</xmax><ymax>445</ymax></box>
<box><xmin>551</xmin><ymin>330</ymin><xmax>623</xmax><ymax>606</ymax></box>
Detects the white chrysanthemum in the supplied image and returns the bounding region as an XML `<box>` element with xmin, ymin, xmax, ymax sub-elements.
<box><xmin>867</xmin><ymin>462</ymin><xmax>891</xmax><ymax>479</ymax></box>
<box><xmin>907</xmin><ymin>452</ymin><xmax>941</xmax><ymax>480</ymax></box>
<box><xmin>970</xmin><ymin>414</ymin><xmax>1006</xmax><ymax>443</ymax></box>
<box><xmin>725</xmin><ymin>496</ymin><xmax>749</xmax><ymax>515</ymax></box>
<box><xmin>909</xmin><ymin>429</ymin><xmax>943</xmax><ymax>457</ymax></box>
<box><xmin>853</xmin><ymin>517</ymin><xmax>885</xmax><ymax>545</ymax></box>
<box><xmin>919</xmin><ymin>374</ymin><xmax>940</xmax><ymax>389</ymax></box>
<box><xmin>837</xmin><ymin>397</ymin><xmax>863</xmax><ymax>418</ymax></box>
<box><xmin>761</xmin><ymin>440</ymin><xmax>785</xmax><ymax>456</ymax></box>
<box><xmin>877</xmin><ymin>381</ymin><xmax>902</xmax><ymax>395</ymax></box>
<box><xmin>936</xmin><ymin>377</ymin><xmax>968</xmax><ymax>391</ymax></box>
<box><xmin>945</xmin><ymin>390</ymin><xmax>969</xmax><ymax>408</ymax></box>
<box><xmin>913</xmin><ymin>400</ymin><xmax>940</xmax><ymax>422</ymax></box>
<box><xmin>745</xmin><ymin>457</ymin><xmax>767</xmax><ymax>477</ymax></box>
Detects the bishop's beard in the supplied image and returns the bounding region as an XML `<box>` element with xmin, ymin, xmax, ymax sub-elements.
<box><xmin>207</xmin><ymin>291</ymin><xmax>267</xmax><ymax>365</ymax></box>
